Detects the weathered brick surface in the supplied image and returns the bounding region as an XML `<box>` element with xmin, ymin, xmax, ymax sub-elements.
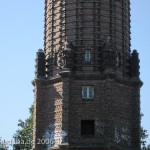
<box><xmin>33</xmin><ymin>76</ymin><xmax>141</xmax><ymax>150</ymax></box>
<box><xmin>33</xmin><ymin>79</ymin><xmax>64</xmax><ymax>149</ymax></box>
<box><xmin>33</xmin><ymin>0</ymin><xmax>142</xmax><ymax>150</ymax></box>
<box><xmin>44</xmin><ymin>0</ymin><xmax>131</xmax><ymax>76</ymax></box>
<box><xmin>69</xmin><ymin>79</ymin><xmax>132</xmax><ymax>146</ymax></box>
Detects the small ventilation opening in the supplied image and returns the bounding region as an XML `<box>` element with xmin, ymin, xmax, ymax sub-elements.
<box><xmin>81</xmin><ymin>120</ymin><xmax>94</xmax><ymax>135</ymax></box>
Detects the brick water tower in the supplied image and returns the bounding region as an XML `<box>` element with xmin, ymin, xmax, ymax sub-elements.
<box><xmin>32</xmin><ymin>0</ymin><xmax>142</xmax><ymax>150</ymax></box>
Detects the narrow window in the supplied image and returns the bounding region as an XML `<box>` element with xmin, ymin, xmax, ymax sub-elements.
<box><xmin>82</xmin><ymin>86</ymin><xmax>94</xmax><ymax>99</ymax></box>
<box><xmin>81</xmin><ymin>120</ymin><xmax>94</xmax><ymax>135</ymax></box>
<box><xmin>85</xmin><ymin>50</ymin><xmax>91</xmax><ymax>62</ymax></box>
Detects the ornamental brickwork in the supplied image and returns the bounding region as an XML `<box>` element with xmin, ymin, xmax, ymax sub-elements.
<box><xmin>44</xmin><ymin>0</ymin><xmax>131</xmax><ymax>77</ymax></box>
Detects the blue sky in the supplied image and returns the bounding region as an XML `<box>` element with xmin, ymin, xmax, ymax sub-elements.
<box><xmin>0</xmin><ymin>0</ymin><xmax>149</xmax><ymax>147</ymax></box>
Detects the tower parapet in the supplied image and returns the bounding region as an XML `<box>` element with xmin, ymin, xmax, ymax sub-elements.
<box><xmin>130</xmin><ymin>50</ymin><xmax>140</xmax><ymax>78</ymax></box>
<box><xmin>35</xmin><ymin>49</ymin><xmax>45</xmax><ymax>79</ymax></box>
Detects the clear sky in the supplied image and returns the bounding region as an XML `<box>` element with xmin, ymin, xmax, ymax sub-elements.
<box><xmin>0</xmin><ymin>0</ymin><xmax>149</xmax><ymax>148</ymax></box>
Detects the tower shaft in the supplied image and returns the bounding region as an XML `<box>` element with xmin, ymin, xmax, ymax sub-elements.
<box><xmin>44</xmin><ymin>0</ymin><xmax>131</xmax><ymax>76</ymax></box>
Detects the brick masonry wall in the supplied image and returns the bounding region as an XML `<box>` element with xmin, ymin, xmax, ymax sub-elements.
<box><xmin>33</xmin><ymin>79</ymin><xmax>64</xmax><ymax>149</ymax></box>
<box><xmin>68</xmin><ymin>79</ymin><xmax>135</xmax><ymax>148</ymax></box>
<box><xmin>33</xmin><ymin>76</ymin><xmax>141</xmax><ymax>150</ymax></box>
<box><xmin>44</xmin><ymin>0</ymin><xmax>131</xmax><ymax>74</ymax></box>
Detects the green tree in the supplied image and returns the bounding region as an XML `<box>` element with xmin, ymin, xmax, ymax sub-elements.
<box><xmin>141</xmin><ymin>113</ymin><xmax>149</xmax><ymax>150</ymax></box>
<box><xmin>13</xmin><ymin>105</ymin><xmax>33</xmax><ymax>150</ymax></box>
<box><xmin>141</xmin><ymin>126</ymin><xmax>149</xmax><ymax>148</ymax></box>
<box><xmin>142</xmin><ymin>145</ymin><xmax>150</xmax><ymax>150</ymax></box>
<box><xmin>0</xmin><ymin>139</ymin><xmax>8</xmax><ymax>150</ymax></box>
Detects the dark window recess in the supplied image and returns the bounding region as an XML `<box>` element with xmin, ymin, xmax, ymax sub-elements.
<box><xmin>81</xmin><ymin>120</ymin><xmax>94</xmax><ymax>135</ymax></box>
<box><xmin>116</xmin><ymin>0</ymin><xmax>121</xmax><ymax>2</ymax></box>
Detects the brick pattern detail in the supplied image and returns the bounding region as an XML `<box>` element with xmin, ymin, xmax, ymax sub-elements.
<box><xmin>69</xmin><ymin>79</ymin><xmax>132</xmax><ymax>147</ymax></box>
<box><xmin>44</xmin><ymin>0</ymin><xmax>130</xmax><ymax>54</ymax></box>
<box><xmin>44</xmin><ymin>0</ymin><xmax>131</xmax><ymax>76</ymax></box>
<box><xmin>33</xmin><ymin>77</ymin><xmax>142</xmax><ymax>150</ymax></box>
<box><xmin>33</xmin><ymin>80</ymin><xmax>63</xmax><ymax>149</ymax></box>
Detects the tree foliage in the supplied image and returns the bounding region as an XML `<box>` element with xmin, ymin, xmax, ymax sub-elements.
<box><xmin>13</xmin><ymin>105</ymin><xmax>33</xmax><ymax>150</ymax></box>
<box><xmin>142</xmin><ymin>145</ymin><xmax>150</xmax><ymax>150</ymax></box>
<box><xmin>141</xmin><ymin>126</ymin><xmax>149</xmax><ymax>147</ymax></box>
<box><xmin>0</xmin><ymin>139</ymin><xmax>8</xmax><ymax>150</ymax></box>
<box><xmin>141</xmin><ymin>113</ymin><xmax>149</xmax><ymax>150</ymax></box>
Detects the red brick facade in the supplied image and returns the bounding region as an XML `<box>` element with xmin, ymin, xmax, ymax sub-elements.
<box><xmin>32</xmin><ymin>0</ymin><xmax>142</xmax><ymax>150</ymax></box>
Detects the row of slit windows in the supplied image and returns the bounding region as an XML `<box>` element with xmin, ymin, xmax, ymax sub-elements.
<box><xmin>48</xmin><ymin>50</ymin><xmax>91</xmax><ymax>62</ymax></box>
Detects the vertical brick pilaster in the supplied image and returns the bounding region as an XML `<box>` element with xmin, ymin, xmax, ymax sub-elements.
<box><xmin>59</xmin><ymin>69</ymin><xmax>71</xmax><ymax>144</ymax></box>
<box><xmin>131</xmin><ymin>86</ymin><xmax>141</xmax><ymax>149</ymax></box>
